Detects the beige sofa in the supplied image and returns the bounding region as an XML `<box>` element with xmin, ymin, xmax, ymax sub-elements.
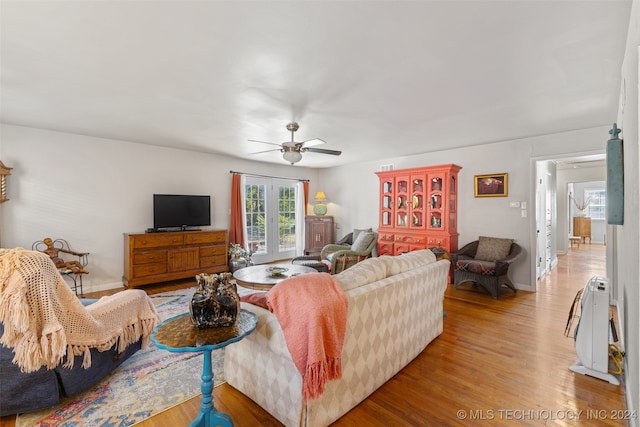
<box><xmin>224</xmin><ymin>249</ymin><xmax>449</xmax><ymax>427</ymax></box>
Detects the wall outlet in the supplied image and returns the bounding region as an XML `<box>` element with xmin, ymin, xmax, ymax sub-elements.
<box><xmin>521</xmin><ymin>210</ymin><xmax>528</xmax><ymax>218</ymax></box>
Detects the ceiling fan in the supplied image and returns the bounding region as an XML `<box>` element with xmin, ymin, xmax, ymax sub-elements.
<box><xmin>249</xmin><ymin>122</ymin><xmax>342</xmax><ymax>165</ymax></box>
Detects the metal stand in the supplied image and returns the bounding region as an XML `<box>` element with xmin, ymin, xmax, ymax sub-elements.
<box><xmin>61</xmin><ymin>270</ymin><xmax>84</xmax><ymax>296</ymax></box>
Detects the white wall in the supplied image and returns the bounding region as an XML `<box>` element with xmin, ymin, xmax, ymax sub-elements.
<box><xmin>0</xmin><ymin>124</ymin><xmax>321</xmax><ymax>291</ymax></box>
<box><xmin>319</xmin><ymin>125</ymin><xmax>610</xmax><ymax>291</ymax></box>
<box><xmin>616</xmin><ymin>0</ymin><xmax>640</xmax><ymax>421</ymax></box>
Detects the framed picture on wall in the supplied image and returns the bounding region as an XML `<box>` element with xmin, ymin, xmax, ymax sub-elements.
<box><xmin>474</xmin><ymin>173</ymin><xmax>508</xmax><ymax>197</ymax></box>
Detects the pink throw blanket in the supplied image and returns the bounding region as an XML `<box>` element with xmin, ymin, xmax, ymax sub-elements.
<box><xmin>266</xmin><ymin>272</ymin><xmax>348</xmax><ymax>401</ymax></box>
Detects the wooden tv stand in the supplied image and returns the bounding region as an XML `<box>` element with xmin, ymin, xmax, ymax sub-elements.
<box><xmin>123</xmin><ymin>229</ymin><xmax>228</xmax><ymax>288</ymax></box>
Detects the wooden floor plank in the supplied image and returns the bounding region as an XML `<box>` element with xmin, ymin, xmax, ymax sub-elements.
<box><xmin>1</xmin><ymin>244</ymin><xmax>628</xmax><ymax>426</ymax></box>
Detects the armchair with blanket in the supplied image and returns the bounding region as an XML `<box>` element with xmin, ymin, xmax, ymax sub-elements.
<box><xmin>293</xmin><ymin>228</ymin><xmax>378</xmax><ymax>274</ymax></box>
<box><xmin>0</xmin><ymin>249</ymin><xmax>160</xmax><ymax>415</ymax></box>
<box><xmin>450</xmin><ymin>236</ymin><xmax>522</xmax><ymax>299</ymax></box>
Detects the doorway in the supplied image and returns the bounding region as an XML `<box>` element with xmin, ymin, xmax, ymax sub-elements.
<box><xmin>533</xmin><ymin>155</ymin><xmax>610</xmax><ymax>290</ymax></box>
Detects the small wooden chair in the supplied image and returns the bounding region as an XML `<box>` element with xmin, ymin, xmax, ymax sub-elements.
<box><xmin>32</xmin><ymin>238</ymin><xmax>89</xmax><ymax>296</ymax></box>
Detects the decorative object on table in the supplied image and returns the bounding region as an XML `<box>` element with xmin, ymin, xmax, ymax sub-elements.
<box><xmin>228</xmin><ymin>242</ymin><xmax>254</xmax><ymax>272</ymax></box>
<box><xmin>266</xmin><ymin>266</ymin><xmax>288</xmax><ymax>276</ymax></box>
<box><xmin>189</xmin><ymin>272</ymin><xmax>240</xmax><ymax>328</ymax></box>
<box><xmin>0</xmin><ymin>161</ymin><xmax>12</xmax><ymax>203</ymax></box>
<box><xmin>606</xmin><ymin>123</ymin><xmax>624</xmax><ymax>225</ymax></box>
<box><xmin>474</xmin><ymin>173</ymin><xmax>508</xmax><ymax>197</ymax></box>
<box><xmin>313</xmin><ymin>191</ymin><xmax>328</xmax><ymax>216</ymax></box>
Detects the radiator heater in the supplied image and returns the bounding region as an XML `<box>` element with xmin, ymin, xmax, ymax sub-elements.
<box><xmin>567</xmin><ymin>276</ymin><xmax>619</xmax><ymax>385</ymax></box>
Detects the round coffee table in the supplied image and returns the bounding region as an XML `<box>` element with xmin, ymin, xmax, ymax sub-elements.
<box><xmin>233</xmin><ymin>263</ymin><xmax>318</xmax><ymax>290</ymax></box>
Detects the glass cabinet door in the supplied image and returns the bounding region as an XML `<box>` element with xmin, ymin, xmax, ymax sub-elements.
<box><xmin>428</xmin><ymin>175</ymin><xmax>444</xmax><ymax>230</ymax></box>
<box><xmin>381</xmin><ymin>179</ymin><xmax>393</xmax><ymax>226</ymax></box>
<box><xmin>410</xmin><ymin>176</ymin><xmax>424</xmax><ymax>228</ymax></box>
<box><xmin>396</xmin><ymin>176</ymin><xmax>409</xmax><ymax>227</ymax></box>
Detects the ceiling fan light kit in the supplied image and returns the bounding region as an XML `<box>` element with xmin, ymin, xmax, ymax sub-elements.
<box><xmin>283</xmin><ymin>149</ymin><xmax>303</xmax><ymax>164</ymax></box>
<box><xmin>249</xmin><ymin>122</ymin><xmax>341</xmax><ymax>165</ymax></box>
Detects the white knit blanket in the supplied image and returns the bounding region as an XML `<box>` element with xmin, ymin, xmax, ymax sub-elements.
<box><xmin>0</xmin><ymin>248</ymin><xmax>160</xmax><ymax>372</ymax></box>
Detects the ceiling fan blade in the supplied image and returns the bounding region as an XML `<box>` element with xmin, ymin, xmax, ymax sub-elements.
<box><xmin>304</xmin><ymin>147</ymin><xmax>342</xmax><ymax>156</ymax></box>
<box><xmin>250</xmin><ymin>148</ymin><xmax>282</xmax><ymax>155</ymax></box>
<box><xmin>248</xmin><ymin>139</ymin><xmax>283</xmax><ymax>147</ymax></box>
<box><xmin>300</xmin><ymin>138</ymin><xmax>326</xmax><ymax>148</ymax></box>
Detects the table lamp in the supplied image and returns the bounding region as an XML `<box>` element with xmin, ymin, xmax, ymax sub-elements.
<box><xmin>314</xmin><ymin>191</ymin><xmax>328</xmax><ymax>216</ymax></box>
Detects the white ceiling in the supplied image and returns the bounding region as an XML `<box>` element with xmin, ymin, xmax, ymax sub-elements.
<box><xmin>0</xmin><ymin>0</ymin><xmax>632</xmax><ymax>168</ymax></box>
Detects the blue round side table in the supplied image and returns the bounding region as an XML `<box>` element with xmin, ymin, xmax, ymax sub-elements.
<box><xmin>151</xmin><ymin>309</ymin><xmax>258</xmax><ymax>427</ymax></box>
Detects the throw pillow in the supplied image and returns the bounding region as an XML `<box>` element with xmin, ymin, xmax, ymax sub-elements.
<box><xmin>240</xmin><ymin>292</ymin><xmax>268</xmax><ymax>309</ymax></box>
<box><xmin>475</xmin><ymin>236</ymin><xmax>513</xmax><ymax>261</ymax></box>
<box><xmin>351</xmin><ymin>231</ymin><xmax>375</xmax><ymax>252</ymax></box>
<box><xmin>352</xmin><ymin>228</ymin><xmax>372</xmax><ymax>244</ymax></box>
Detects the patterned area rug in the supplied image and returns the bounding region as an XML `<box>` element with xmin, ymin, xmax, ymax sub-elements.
<box><xmin>15</xmin><ymin>287</ymin><xmax>225</xmax><ymax>427</ymax></box>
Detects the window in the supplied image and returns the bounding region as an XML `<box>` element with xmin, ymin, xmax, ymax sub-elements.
<box><xmin>585</xmin><ymin>189</ymin><xmax>606</xmax><ymax>220</ymax></box>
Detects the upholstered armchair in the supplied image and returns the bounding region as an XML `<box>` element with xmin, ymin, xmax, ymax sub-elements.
<box><xmin>0</xmin><ymin>249</ymin><xmax>159</xmax><ymax>415</ymax></box>
<box><xmin>319</xmin><ymin>230</ymin><xmax>378</xmax><ymax>274</ymax></box>
<box><xmin>292</xmin><ymin>229</ymin><xmax>378</xmax><ymax>274</ymax></box>
<box><xmin>450</xmin><ymin>236</ymin><xmax>522</xmax><ymax>299</ymax></box>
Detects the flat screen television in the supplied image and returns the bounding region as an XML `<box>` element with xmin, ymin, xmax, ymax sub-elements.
<box><xmin>153</xmin><ymin>194</ymin><xmax>211</xmax><ymax>230</ymax></box>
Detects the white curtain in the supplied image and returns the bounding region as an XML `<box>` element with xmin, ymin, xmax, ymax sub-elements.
<box><xmin>295</xmin><ymin>181</ymin><xmax>305</xmax><ymax>256</ymax></box>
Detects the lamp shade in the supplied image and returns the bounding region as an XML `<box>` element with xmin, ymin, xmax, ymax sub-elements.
<box><xmin>315</xmin><ymin>191</ymin><xmax>326</xmax><ymax>200</ymax></box>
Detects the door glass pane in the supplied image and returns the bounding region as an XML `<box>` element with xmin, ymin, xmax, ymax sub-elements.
<box><xmin>278</xmin><ymin>185</ymin><xmax>296</xmax><ymax>252</ymax></box>
<box><xmin>245</xmin><ymin>183</ymin><xmax>266</xmax><ymax>254</ymax></box>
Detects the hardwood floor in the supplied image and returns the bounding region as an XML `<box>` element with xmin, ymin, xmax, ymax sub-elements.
<box><xmin>1</xmin><ymin>244</ymin><xmax>628</xmax><ymax>426</ymax></box>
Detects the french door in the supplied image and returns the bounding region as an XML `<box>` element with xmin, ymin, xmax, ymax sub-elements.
<box><xmin>243</xmin><ymin>177</ymin><xmax>301</xmax><ymax>264</ymax></box>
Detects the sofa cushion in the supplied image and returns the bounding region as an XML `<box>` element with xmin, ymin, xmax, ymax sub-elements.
<box><xmin>475</xmin><ymin>236</ymin><xmax>513</xmax><ymax>261</ymax></box>
<box><xmin>334</xmin><ymin>257</ymin><xmax>388</xmax><ymax>292</ymax></box>
<box><xmin>381</xmin><ymin>249</ymin><xmax>437</xmax><ymax>277</ymax></box>
<box><xmin>456</xmin><ymin>259</ymin><xmax>497</xmax><ymax>276</ymax></box>
<box><xmin>351</xmin><ymin>231</ymin><xmax>375</xmax><ymax>252</ymax></box>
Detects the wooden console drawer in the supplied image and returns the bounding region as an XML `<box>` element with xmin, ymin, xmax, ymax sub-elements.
<box><xmin>185</xmin><ymin>231</ymin><xmax>226</xmax><ymax>244</ymax></box>
<box><xmin>133</xmin><ymin>233</ymin><xmax>184</xmax><ymax>249</ymax></box>
<box><xmin>133</xmin><ymin>250</ymin><xmax>167</xmax><ymax>265</ymax></box>
<box><xmin>200</xmin><ymin>245</ymin><xmax>226</xmax><ymax>257</ymax></box>
<box><xmin>133</xmin><ymin>263</ymin><xmax>168</xmax><ymax>278</ymax></box>
<box><xmin>201</xmin><ymin>255</ymin><xmax>228</xmax><ymax>268</ymax></box>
